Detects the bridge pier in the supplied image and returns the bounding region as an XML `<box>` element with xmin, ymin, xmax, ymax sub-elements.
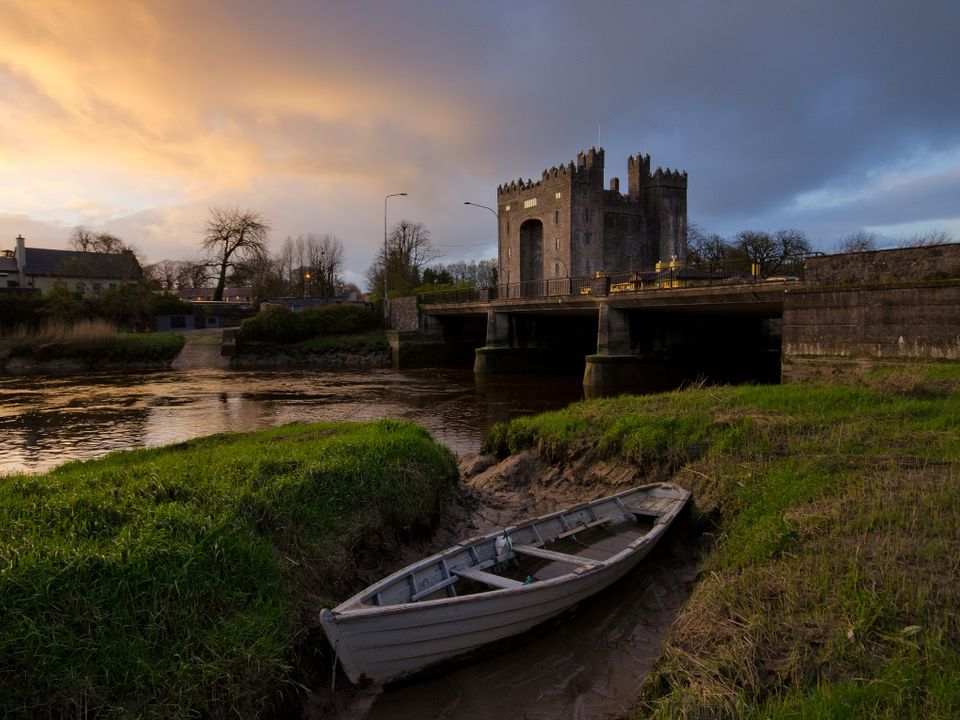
<box><xmin>474</xmin><ymin>310</ymin><xmax>594</xmax><ymax>374</ymax></box>
<box><xmin>583</xmin><ymin>304</ymin><xmax>644</xmax><ymax>389</ymax></box>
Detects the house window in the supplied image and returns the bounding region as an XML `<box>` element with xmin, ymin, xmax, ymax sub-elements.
<box><xmin>6</xmin><ymin>280</ymin><xmax>17</xmax><ymax>288</ymax></box>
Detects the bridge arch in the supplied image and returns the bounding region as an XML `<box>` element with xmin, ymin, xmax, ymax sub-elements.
<box><xmin>519</xmin><ymin>219</ymin><xmax>544</xmax><ymax>292</ymax></box>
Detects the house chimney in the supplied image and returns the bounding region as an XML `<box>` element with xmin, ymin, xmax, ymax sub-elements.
<box><xmin>15</xmin><ymin>234</ymin><xmax>26</xmax><ymax>285</ymax></box>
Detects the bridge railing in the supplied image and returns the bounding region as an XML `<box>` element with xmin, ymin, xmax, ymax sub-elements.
<box><xmin>417</xmin><ymin>257</ymin><xmax>808</xmax><ymax>305</ymax></box>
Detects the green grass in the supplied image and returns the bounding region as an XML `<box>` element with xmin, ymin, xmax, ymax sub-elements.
<box><xmin>483</xmin><ymin>363</ymin><xmax>960</xmax><ymax>719</ymax></box>
<box><xmin>0</xmin><ymin>330</ymin><xmax>184</xmax><ymax>364</ymax></box>
<box><xmin>293</xmin><ymin>329</ymin><xmax>388</xmax><ymax>354</ymax></box>
<box><xmin>0</xmin><ymin>419</ymin><xmax>459</xmax><ymax>718</ymax></box>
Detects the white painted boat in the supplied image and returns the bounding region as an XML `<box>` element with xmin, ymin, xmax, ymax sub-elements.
<box><xmin>319</xmin><ymin>482</ymin><xmax>690</xmax><ymax>685</ymax></box>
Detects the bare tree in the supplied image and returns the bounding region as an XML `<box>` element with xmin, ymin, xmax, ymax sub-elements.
<box><xmin>837</xmin><ymin>230</ymin><xmax>879</xmax><ymax>254</ymax></box>
<box><xmin>69</xmin><ymin>226</ymin><xmax>98</xmax><ymax>252</ymax></box>
<box><xmin>143</xmin><ymin>260</ymin><xmax>180</xmax><ymax>291</ymax></box>
<box><xmin>902</xmin><ymin>230</ymin><xmax>954</xmax><ymax>247</ymax></box>
<box><xmin>687</xmin><ymin>224</ymin><xmax>733</xmax><ymax>271</ymax></box>
<box><xmin>734</xmin><ymin>231</ymin><xmax>778</xmax><ymax>276</ymax></box>
<box><xmin>366</xmin><ymin>220</ymin><xmax>439</xmax><ymax>296</ymax></box>
<box><xmin>69</xmin><ymin>226</ymin><xmax>133</xmax><ymax>254</ymax></box>
<box><xmin>202</xmin><ymin>206</ymin><xmax>270</xmax><ymax>301</ymax></box>
<box><xmin>275</xmin><ymin>236</ymin><xmax>297</xmax><ymax>293</ymax></box>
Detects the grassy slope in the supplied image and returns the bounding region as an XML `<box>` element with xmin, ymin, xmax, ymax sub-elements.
<box><xmin>0</xmin><ymin>419</ymin><xmax>458</xmax><ymax>718</ymax></box>
<box><xmin>0</xmin><ymin>332</ymin><xmax>184</xmax><ymax>364</ymax></box>
<box><xmin>485</xmin><ymin>364</ymin><xmax>960</xmax><ymax>719</ymax></box>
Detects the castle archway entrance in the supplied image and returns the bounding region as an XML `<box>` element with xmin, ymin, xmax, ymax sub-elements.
<box><xmin>519</xmin><ymin>219</ymin><xmax>544</xmax><ymax>296</ymax></box>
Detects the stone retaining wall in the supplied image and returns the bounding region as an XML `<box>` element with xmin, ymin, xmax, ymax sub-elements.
<box><xmin>805</xmin><ymin>243</ymin><xmax>960</xmax><ymax>285</ymax></box>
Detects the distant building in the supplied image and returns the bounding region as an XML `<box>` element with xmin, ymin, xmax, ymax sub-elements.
<box><xmin>176</xmin><ymin>287</ymin><xmax>253</xmax><ymax>304</ymax></box>
<box><xmin>497</xmin><ymin>147</ymin><xmax>687</xmax><ymax>286</ymax></box>
<box><xmin>0</xmin><ymin>234</ymin><xmax>142</xmax><ymax>294</ymax></box>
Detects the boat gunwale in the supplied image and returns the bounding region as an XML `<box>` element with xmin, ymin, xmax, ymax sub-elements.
<box><xmin>324</xmin><ymin>483</ymin><xmax>689</xmax><ymax>622</ymax></box>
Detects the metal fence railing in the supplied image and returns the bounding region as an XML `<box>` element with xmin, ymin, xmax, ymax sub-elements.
<box><xmin>417</xmin><ymin>257</ymin><xmax>808</xmax><ymax>306</ymax></box>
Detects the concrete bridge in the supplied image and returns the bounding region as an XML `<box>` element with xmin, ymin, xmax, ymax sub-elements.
<box><xmin>392</xmin><ymin>244</ymin><xmax>960</xmax><ymax>392</ymax></box>
<box><xmin>396</xmin><ymin>271</ymin><xmax>794</xmax><ymax>392</ymax></box>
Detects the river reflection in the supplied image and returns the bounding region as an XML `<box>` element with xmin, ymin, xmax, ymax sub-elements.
<box><xmin>0</xmin><ymin>368</ymin><xmax>585</xmax><ymax>474</ymax></box>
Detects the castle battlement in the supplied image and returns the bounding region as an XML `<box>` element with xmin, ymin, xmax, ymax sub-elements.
<box><xmin>495</xmin><ymin>144</ymin><xmax>687</xmax><ymax>284</ymax></box>
<box><xmin>498</xmin><ymin>147</ymin><xmax>607</xmax><ymax>196</ymax></box>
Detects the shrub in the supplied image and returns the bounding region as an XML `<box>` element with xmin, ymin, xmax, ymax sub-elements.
<box><xmin>237</xmin><ymin>304</ymin><xmax>379</xmax><ymax>345</ymax></box>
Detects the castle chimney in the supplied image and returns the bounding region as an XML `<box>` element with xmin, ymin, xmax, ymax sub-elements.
<box><xmin>609</xmin><ymin>177</ymin><xmax>620</xmax><ymax>193</ymax></box>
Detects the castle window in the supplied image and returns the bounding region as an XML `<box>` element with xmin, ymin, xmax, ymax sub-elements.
<box><xmin>554</xmin><ymin>210</ymin><xmax>559</xmax><ymax>224</ymax></box>
<box><xmin>506</xmin><ymin>221</ymin><xmax>510</xmax><ymax>234</ymax></box>
<box><xmin>555</xmin><ymin>263</ymin><xmax>560</xmax><ymax>277</ymax></box>
<box><xmin>585</xmin><ymin>260</ymin><xmax>591</xmax><ymax>275</ymax></box>
<box><xmin>555</xmin><ymin>237</ymin><xmax>560</xmax><ymax>250</ymax></box>
<box><xmin>555</xmin><ymin>192</ymin><xmax>561</xmax><ymax>199</ymax></box>
<box><xmin>583</xmin><ymin>208</ymin><xmax>592</xmax><ymax>223</ymax></box>
<box><xmin>584</xmin><ymin>232</ymin><xmax>592</xmax><ymax>246</ymax></box>
<box><xmin>523</xmin><ymin>198</ymin><xmax>537</xmax><ymax>209</ymax></box>
<box><xmin>505</xmin><ymin>204</ymin><xmax>511</xmax><ymax>212</ymax></box>
<box><xmin>574</xmin><ymin>230</ymin><xmax>582</xmax><ymax>246</ymax></box>
<box><xmin>508</xmin><ymin>247</ymin><xmax>512</xmax><ymax>258</ymax></box>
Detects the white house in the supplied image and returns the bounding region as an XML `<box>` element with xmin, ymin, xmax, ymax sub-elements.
<box><xmin>0</xmin><ymin>235</ymin><xmax>142</xmax><ymax>294</ymax></box>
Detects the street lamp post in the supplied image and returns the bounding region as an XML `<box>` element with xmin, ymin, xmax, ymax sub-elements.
<box><xmin>463</xmin><ymin>201</ymin><xmax>500</xmax><ymax>286</ymax></box>
<box><xmin>384</xmin><ymin>192</ymin><xmax>408</xmax><ymax>326</ymax></box>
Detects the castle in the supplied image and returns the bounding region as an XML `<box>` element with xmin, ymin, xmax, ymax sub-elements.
<box><xmin>496</xmin><ymin>148</ymin><xmax>687</xmax><ymax>286</ymax></box>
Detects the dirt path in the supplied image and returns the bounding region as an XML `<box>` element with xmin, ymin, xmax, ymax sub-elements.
<box><xmin>170</xmin><ymin>329</ymin><xmax>230</xmax><ymax>371</ymax></box>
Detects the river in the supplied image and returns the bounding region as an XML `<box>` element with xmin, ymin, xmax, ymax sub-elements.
<box><xmin>0</xmin><ymin>367</ymin><xmax>589</xmax><ymax>475</ymax></box>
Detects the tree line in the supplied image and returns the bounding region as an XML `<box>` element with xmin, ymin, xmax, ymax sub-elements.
<box><xmin>687</xmin><ymin>224</ymin><xmax>957</xmax><ymax>277</ymax></box>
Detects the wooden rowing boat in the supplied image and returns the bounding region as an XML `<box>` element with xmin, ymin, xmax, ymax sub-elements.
<box><xmin>319</xmin><ymin>482</ymin><xmax>690</xmax><ymax>685</ymax></box>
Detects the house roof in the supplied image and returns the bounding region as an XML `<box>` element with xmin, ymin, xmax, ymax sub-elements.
<box><xmin>0</xmin><ymin>256</ymin><xmax>17</xmax><ymax>274</ymax></box>
<box><xmin>23</xmin><ymin>248</ymin><xmax>142</xmax><ymax>280</ymax></box>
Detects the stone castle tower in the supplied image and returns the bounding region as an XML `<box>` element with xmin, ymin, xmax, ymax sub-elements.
<box><xmin>496</xmin><ymin>148</ymin><xmax>687</xmax><ymax>286</ymax></box>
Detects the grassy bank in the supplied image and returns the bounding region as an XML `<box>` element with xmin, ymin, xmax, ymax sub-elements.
<box><xmin>0</xmin><ymin>419</ymin><xmax>459</xmax><ymax>718</ymax></box>
<box><xmin>485</xmin><ymin>364</ymin><xmax>960</xmax><ymax>718</ymax></box>
<box><xmin>0</xmin><ymin>320</ymin><xmax>184</xmax><ymax>367</ymax></box>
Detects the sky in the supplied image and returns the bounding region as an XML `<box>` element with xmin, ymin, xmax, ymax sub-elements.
<box><xmin>1</xmin><ymin>0</ymin><xmax>958</xmax><ymax>288</ymax></box>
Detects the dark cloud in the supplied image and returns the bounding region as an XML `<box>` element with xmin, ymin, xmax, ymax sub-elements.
<box><xmin>2</xmin><ymin>0</ymin><xmax>958</xmax><ymax>269</ymax></box>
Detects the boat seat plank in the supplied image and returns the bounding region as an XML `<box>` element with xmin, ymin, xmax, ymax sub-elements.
<box><xmin>513</xmin><ymin>544</ymin><xmax>601</xmax><ymax>567</ymax></box>
<box><xmin>410</xmin><ymin>575</ymin><xmax>459</xmax><ymax>602</ymax></box>
<box><xmin>453</xmin><ymin>567</ymin><xmax>524</xmax><ymax>590</ymax></box>
<box><xmin>556</xmin><ymin>515</ymin><xmax>618</xmax><ymax>540</ymax></box>
<box><xmin>623</xmin><ymin>505</ymin><xmax>662</xmax><ymax>521</ymax></box>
